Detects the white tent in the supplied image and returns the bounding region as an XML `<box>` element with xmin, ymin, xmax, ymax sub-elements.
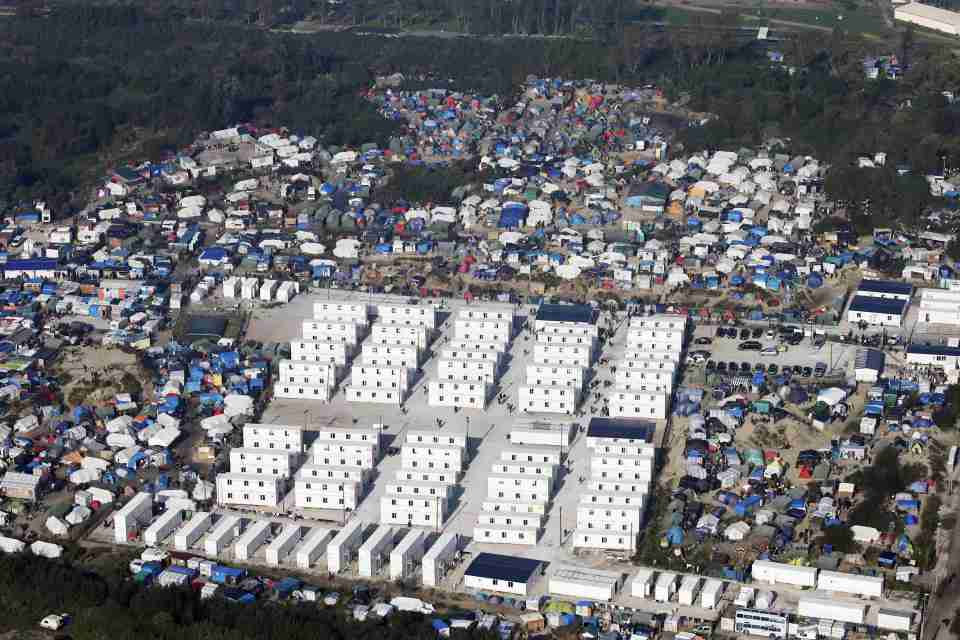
<box><xmin>192</xmin><ymin>480</ymin><xmax>215</xmax><ymax>501</ymax></box>
<box><xmin>65</xmin><ymin>506</ymin><xmax>92</xmax><ymax>526</ymax></box>
<box><xmin>148</xmin><ymin>427</ymin><xmax>182</xmax><ymax>448</ymax></box>
<box><xmin>333</xmin><ymin>238</ymin><xmax>361</xmax><ymax>259</ymax></box>
<box><xmin>555</xmin><ymin>264</ymin><xmax>582</xmax><ymax>280</ymax></box>
<box><xmin>818</xmin><ymin>388</ymin><xmax>847</xmax><ymax>406</ymax></box>
<box><xmin>31</xmin><ymin>541</ymin><xmax>63</xmax><ymax>558</ymax></box>
<box><xmin>224</xmin><ymin>394</ymin><xmax>254</xmax><ymax>417</ymax></box>
<box><xmin>45</xmin><ymin>516</ymin><xmax>69</xmax><ymax>537</ymax></box>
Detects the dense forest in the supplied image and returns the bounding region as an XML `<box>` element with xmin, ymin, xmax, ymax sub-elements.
<box><xmin>1</xmin><ymin>4</ymin><xmax>960</xmax><ymax>231</ymax></box>
<box><xmin>0</xmin><ymin>552</ymin><xmax>475</xmax><ymax>640</ymax></box>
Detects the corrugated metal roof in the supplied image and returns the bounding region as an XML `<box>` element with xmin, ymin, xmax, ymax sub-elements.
<box><xmin>857</xmin><ymin>279</ymin><xmax>914</xmax><ymax>296</ymax></box>
<box><xmin>465</xmin><ymin>552</ymin><xmax>542</xmax><ymax>583</ymax></box>
<box><xmin>587</xmin><ymin>417</ymin><xmax>654</xmax><ymax>441</ymax></box>
<box><xmin>536</xmin><ymin>303</ymin><xmax>595</xmax><ymax>325</ymax></box>
<box><xmin>848</xmin><ymin>296</ymin><xmax>906</xmax><ymax>315</ymax></box>
<box><xmin>907</xmin><ymin>343</ymin><xmax>960</xmax><ymax>357</ymax></box>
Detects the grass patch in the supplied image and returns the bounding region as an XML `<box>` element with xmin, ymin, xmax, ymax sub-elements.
<box><xmin>741</xmin><ymin>2</ymin><xmax>890</xmax><ymax>35</ymax></box>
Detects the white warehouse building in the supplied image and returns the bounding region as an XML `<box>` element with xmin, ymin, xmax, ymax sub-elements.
<box><xmin>918</xmin><ymin>288</ymin><xmax>960</xmax><ymax>325</ymax></box>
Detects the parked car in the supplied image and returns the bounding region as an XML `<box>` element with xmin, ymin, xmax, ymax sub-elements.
<box><xmin>694</xmin><ymin>336</ymin><xmax>713</xmax><ymax>345</ymax></box>
<box><xmin>39</xmin><ymin>614</ymin><xmax>70</xmax><ymax>631</ymax></box>
<box><xmin>814</xmin><ymin>362</ymin><xmax>827</xmax><ymax>377</ymax></box>
<box><xmin>738</xmin><ymin>341</ymin><xmax>762</xmax><ymax>351</ymax></box>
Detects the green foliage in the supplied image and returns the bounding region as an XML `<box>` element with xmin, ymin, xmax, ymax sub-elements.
<box><xmin>376</xmin><ymin>162</ymin><xmax>479</xmax><ymax>205</ymax></box>
<box><xmin>914</xmin><ymin>495</ymin><xmax>942</xmax><ymax>571</ymax></box>
<box><xmin>816</xmin><ymin>524</ymin><xmax>856</xmax><ymax>553</ymax></box>
<box><xmin>848</xmin><ymin>446</ymin><xmax>926</xmax><ymax>531</ymax></box>
<box><xmin>0</xmin><ymin>553</ymin><xmax>450</xmax><ymax>640</ymax></box>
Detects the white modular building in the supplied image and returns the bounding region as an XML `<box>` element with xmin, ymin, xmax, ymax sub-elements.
<box><xmin>429</xmin><ymin>372</ymin><xmax>494</xmax><ymax>409</ymax></box>
<box><xmin>385</xmin><ymin>481</ymin><xmax>452</xmax><ymax>501</ymax></box>
<box><xmin>143</xmin><ymin>508</ymin><xmax>185</xmax><ymax>547</ymax></box>
<box><xmin>229</xmin><ymin>448</ymin><xmax>298</xmax><ymax>478</ymax></box>
<box><xmin>301</xmin><ymin>320</ymin><xmax>363</xmax><ymax>345</ymax></box>
<box><xmin>240</xmin><ymin>277</ymin><xmax>259</xmax><ymax>300</ymax></box>
<box><xmin>361</xmin><ymin>343</ymin><xmax>420</xmax><ymax>369</ymax></box>
<box><xmin>491</xmin><ymin>462</ymin><xmax>556</xmax><ymax>482</ymax></box>
<box><xmin>487</xmin><ymin>473</ymin><xmax>551</xmax><ymax>496</ymax></box>
<box><xmin>751</xmin><ymin>559</ymin><xmax>818</xmax><ymax>588</ymax></box>
<box><xmin>313</xmin><ymin>302</ymin><xmax>368</xmax><ymax>326</ymax></box>
<box><xmin>816</xmin><ymin>570</ymin><xmax>883</xmax><ymax>598</ymax></box>
<box><xmin>619</xmin><ymin>357</ymin><xmax>678</xmax><ymax>376</ymax></box>
<box><xmin>473</xmin><ymin>523</ymin><xmax>539</xmax><ymax>545</ymax></box>
<box><xmin>615</xmin><ymin>367</ymin><xmax>675</xmax><ymax>389</ymax></box>
<box><xmin>174</xmin><ymin>511</ymin><xmax>213</xmax><ymax>551</ymax></box>
<box><xmin>525</xmin><ymin>364</ymin><xmax>585</xmax><ymax>389</ymax></box>
<box><xmin>294</xmin><ymin>477</ymin><xmax>362</xmax><ymax>510</ymax></box>
<box><xmin>534</xmin><ymin>303</ymin><xmax>598</xmax><ymax>337</ymax></box>
<box><xmin>389</xmin><ymin>528</ymin><xmax>426</xmax><ymax>581</ymax></box>
<box><xmin>310</xmin><ymin>442</ymin><xmax>379</xmax><ymax>469</ymax></box>
<box><xmin>509</xmin><ymin>422</ymin><xmax>574</xmax><ymax>447</ymax></box>
<box><xmin>358</xmin><ymin>525</ymin><xmax>395</xmax><ymax>577</ymax></box>
<box><xmin>459</xmin><ymin>306</ymin><xmax>515</xmax><ymax>324</ymax></box>
<box><xmin>380</xmin><ymin>494</ymin><xmax>448</xmax><ymax>527</ymax></box>
<box><xmin>549</xmin><ymin>566</ymin><xmax>624</xmax><ymax>602</ymax></box>
<box><xmin>700</xmin><ymin>578</ymin><xmax>725</xmax><ymax>609</ymax></box>
<box><xmin>500</xmin><ymin>447</ymin><xmax>563</xmax><ymax>465</ymax></box>
<box><xmin>313</xmin><ymin>426</ymin><xmax>382</xmax><ymax>452</ymax></box>
<box><xmin>906</xmin><ymin>343</ymin><xmax>960</xmax><ymax>370</ymax></box>
<box><xmin>631</xmin><ymin>569</ymin><xmax>655</xmax><ymax>598</ymax></box>
<box><xmin>877</xmin><ymin>609</ymin><xmax>913</xmax><ymax>632</ymax></box>
<box><xmin>438</xmin><ymin>358</ymin><xmax>498</xmax><ymax>384</ymax></box>
<box><xmin>222</xmin><ymin>276</ymin><xmax>240</xmax><ymax>299</ymax></box>
<box><xmin>575</xmin><ymin>506</ymin><xmax>643</xmax><ymax>538</ymax></box>
<box><xmin>590</xmin><ymin>480</ymin><xmax>650</xmax><ymax>495</ymax></box>
<box><xmin>406</xmin><ymin>430</ymin><xmax>467</xmax><ymax>448</ymax></box>
<box><xmin>481</xmin><ymin>499</ymin><xmax>548</xmax><ymax>515</ymax></box>
<box><xmin>370</xmin><ymin>322</ymin><xmax>430</xmax><ymax>349</ymax></box>
<box><xmin>349</xmin><ymin>364</ymin><xmax>410</xmax><ymax>393</ymax></box>
<box><xmin>846</xmin><ymin>296</ymin><xmax>908</xmax><ymax>328</ymax></box>
<box><xmin>215</xmin><ymin>473</ymin><xmax>284</xmax><ymax>508</ymax></box>
<box><xmin>533</xmin><ymin>343</ymin><xmax>593</xmax><ymax>368</ymax></box>
<box><xmin>260</xmin><ymin>279</ymin><xmax>278</xmax><ymax>302</ymax></box>
<box><xmin>402</xmin><ymin>443</ymin><xmax>464</xmax><ymax>472</ymax></box>
<box><xmin>477</xmin><ymin>511</ymin><xmax>544</xmax><ymax>529</ymax></box>
<box><xmin>203</xmin><ymin>515</ymin><xmax>241</xmax><ymax>556</ymax></box>
<box><xmin>607</xmin><ymin>390</ymin><xmax>670</xmax><ymax>420</ymax></box>
<box><xmin>439</xmin><ymin>348</ymin><xmax>503</xmax><ymax>365</ymax></box>
<box><xmin>591</xmin><ymin>454</ymin><xmax>654</xmax><ymax>482</ymax></box>
<box><xmin>243</xmin><ymin>423</ymin><xmax>303</xmax><ymax>452</ymax></box>
<box><xmin>581</xmin><ymin>490</ymin><xmax>649</xmax><ymax>509</ymax></box>
<box><xmin>454</xmin><ymin>319</ymin><xmax>512</xmax><ymax>345</ymax></box>
<box><xmin>678</xmin><ymin>575</ymin><xmax>702</xmax><ymax>606</ymax></box>
<box><xmin>654</xmin><ymin>572</ymin><xmax>679</xmax><ymax>602</ymax></box>
<box><xmin>113</xmin><ymin>492</ymin><xmax>153</xmax><ymax>544</ymax></box>
<box><xmin>630</xmin><ymin>313</ymin><xmax>688</xmax><ymax>332</ymax></box>
<box><xmin>626</xmin><ymin>328</ymin><xmax>684</xmax><ymax>353</ymax></box>
<box><xmin>275</xmin><ymin>360</ymin><xmax>335</xmax><ymax>401</ymax></box>
<box><xmin>519</xmin><ymin>385</ymin><xmax>579</xmax><ymax>414</ymax></box>
<box><xmin>917</xmin><ymin>287</ymin><xmax>960</xmax><ymax>325</ymax></box>
<box><xmin>290</xmin><ymin>339</ymin><xmax>352</xmax><ymax>366</ymax></box>
<box><xmin>797</xmin><ymin>597</ymin><xmax>866</xmax><ymax>625</ymax></box>
<box><xmin>375</xmin><ymin>303</ymin><xmax>438</xmax><ymax>329</ymax></box>
<box><xmin>233</xmin><ymin>519</ymin><xmax>272</xmax><ymax>561</ymax></box>
<box><xmin>585</xmin><ymin>417</ymin><xmax>656</xmax><ymax>449</ymax></box>
<box><xmin>463</xmin><ymin>552</ymin><xmax>543</xmax><ymax>597</ymax></box>
<box><xmin>535</xmin><ymin>321</ymin><xmax>599</xmax><ymax>340</ymax></box>
<box><xmin>447</xmin><ymin>340</ymin><xmax>508</xmax><ymax>354</ymax></box>
<box><xmin>572</xmin><ymin>529</ymin><xmax>635</xmax><ymax>552</ymax></box>
<box><xmin>396</xmin><ymin>469</ymin><xmax>458</xmax><ymax>484</ymax></box>
<box><xmin>422</xmin><ymin>531</ymin><xmax>461</xmax><ymax>587</ymax></box>
<box><xmin>327</xmin><ymin>519</ymin><xmax>365</xmax><ymax>574</ymax></box>
<box><xmin>295</xmin><ymin>527</ymin><xmax>335</xmax><ymax>569</ymax></box>
<box><xmin>622</xmin><ymin>347</ymin><xmax>681</xmax><ymax>363</ymax></box>
<box><xmin>265</xmin><ymin>524</ymin><xmax>302</xmax><ymax>566</ymax></box>
<box><xmin>297</xmin><ymin>464</ymin><xmax>369</xmax><ymax>484</ymax></box>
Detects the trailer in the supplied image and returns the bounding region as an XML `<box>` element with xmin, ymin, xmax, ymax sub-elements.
<box><xmin>157</xmin><ymin>566</ymin><xmax>196</xmax><ymax>588</ymax></box>
<box><xmin>422</xmin><ymin>531</ymin><xmax>460</xmax><ymax>587</ymax></box>
<box><xmin>203</xmin><ymin>515</ymin><xmax>241</xmax><ymax>556</ymax></box>
<box><xmin>327</xmin><ymin>519</ymin><xmax>364</xmax><ymax>574</ymax></box>
<box><xmin>113</xmin><ymin>492</ymin><xmax>153</xmax><ymax>544</ymax></box>
<box><xmin>174</xmin><ymin>511</ymin><xmax>213</xmax><ymax>551</ymax></box>
<box><xmin>295</xmin><ymin>527</ymin><xmax>335</xmax><ymax>569</ymax></box>
<box><xmin>877</xmin><ymin>609</ymin><xmax>913</xmax><ymax>632</ymax></box>
<box><xmin>265</xmin><ymin>524</ymin><xmax>302</xmax><ymax>566</ymax></box>
<box><xmin>358</xmin><ymin>525</ymin><xmax>394</xmax><ymax>578</ymax></box>
<box><xmin>509</xmin><ymin>421</ymin><xmax>573</xmax><ymax>447</ymax></box>
<box><xmin>233</xmin><ymin>520</ymin><xmax>272</xmax><ymax>561</ymax></box>
<box><xmin>816</xmin><ymin>570</ymin><xmax>883</xmax><ymax>598</ymax></box>
<box><xmin>389</xmin><ymin>529</ymin><xmax>426</xmax><ymax>581</ymax></box>
<box><xmin>259</xmin><ymin>279</ymin><xmax>278</xmax><ymax>302</ymax></box>
<box><xmin>751</xmin><ymin>559</ymin><xmax>818</xmax><ymax>588</ymax></box>
<box><xmin>798</xmin><ymin>597</ymin><xmax>865</xmax><ymax>625</ymax></box>
<box><xmin>143</xmin><ymin>508</ymin><xmax>185</xmax><ymax>547</ymax></box>
<box><xmin>699</xmin><ymin>578</ymin><xmax>725</xmax><ymax>609</ymax></box>
<box><xmin>678</xmin><ymin>575</ymin><xmax>702</xmax><ymax>606</ymax></box>
<box><xmin>549</xmin><ymin>566</ymin><xmax>624</xmax><ymax>602</ymax></box>
<box><xmin>654</xmin><ymin>572</ymin><xmax>678</xmax><ymax>603</ymax></box>
<box><xmin>630</xmin><ymin>568</ymin><xmax>655</xmax><ymax>599</ymax></box>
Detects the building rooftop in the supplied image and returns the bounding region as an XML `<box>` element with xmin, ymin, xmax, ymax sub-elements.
<box><xmin>535</xmin><ymin>303</ymin><xmax>596</xmax><ymax>325</ymax></box>
<box><xmin>857</xmin><ymin>279</ymin><xmax>914</xmax><ymax>296</ymax></box>
<box><xmin>465</xmin><ymin>552</ymin><xmax>543</xmax><ymax>584</ymax></box>
<box><xmin>907</xmin><ymin>343</ymin><xmax>960</xmax><ymax>357</ymax></box>
<box><xmin>854</xmin><ymin>348</ymin><xmax>885</xmax><ymax>371</ymax></box>
<box><xmin>848</xmin><ymin>296</ymin><xmax>907</xmax><ymax>316</ymax></box>
<box><xmin>587</xmin><ymin>417</ymin><xmax>655</xmax><ymax>442</ymax></box>
<box><xmin>896</xmin><ymin>1</ymin><xmax>960</xmax><ymax>28</ymax></box>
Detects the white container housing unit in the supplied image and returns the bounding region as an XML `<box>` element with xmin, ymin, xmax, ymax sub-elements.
<box><xmin>406</xmin><ymin>430</ymin><xmax>467</xmax><ymax>448</ymax></box>
<box><xmin>751</xmin><ymin>559</ymin><xmax>818</xmax><ymax>588</ymax></box>
<box><xmin>500</xmin><ymin>447</ymin><xmax>563</xmax><ymax>465</ymax></box>
<box><xmin>439</xmin><ymin>348</ymin><xmax>503</xmax><ymax>365</ymax></box>
<box><xmin>228</xmin><ymin>448</ymin><xmax>297</xmax><ymax>478</ymax></box>
<box><xmin>549</xmin><ymin>566</ymin><xmax>624</xmax><ymax>602</ymax></box>
<box><xmin>459</xmin><ymin>306</ymin><xmax>515</xmax><ymax>324</ymax></box>
<box><xmin>113</xmin><ymin>492</ymin><xmax>153</xmax><ymax>544</ymax></box>
<box><xmin>422</xmin><ymin>531</ymin><xmax>460</xmax><ymax>588</ymax></box>
<box><xmin>631</xmin><ymin>569</ymin><xmax>655</xmax><ymax>598</ymax></box>
<box><xmin>313</xmin><ymin>426</ymin><xmax>382</xmax><ymax>453</ymax></box>
<box><xmin>174</xmin><ymin>511</ymin><xmax>213</xmax><ymax>551</ymax></box>
<box><xmin>401</xmin><ymin>443</ymin><xmax>464</xmax><ymax>473</ymax></box>
<box><xmin>453</xmin><ymin>319</ymin><xmax>512</xmax><ymax>345</ymax></box>
<box><xmin>816</xmin><ymin>570</ymin><xmax>883</xmax><ymax>598</ymax></box>
<box><xmin>699</xmin><ymin>578</ymin><xmax>725</xmax><ymax>609</ymax></box>
<box><xmin>310</xmin><ymin>442</ymin><xmax>379</xmax><ymax>469</ymax></box>
<box><xmin>358</xmin><ymin>525</ymin><xmax>395</xmax><ymax>578</ymax></box>
<box><xmin>215</xmin><ymin>473</ymin><xmax>284</xmax><ymax>508</ymax></box>
<box><xmin>370</xmin><ymin>322</ymin><xmax>430</xmax><ymax>349</ymax></box>
<box><xmin>797</xmin><ymin>597</ymin><xmax>866</xmax><ymax>625</ymax></box>
<box><xmin>380</xmin><ymin>490</ymin><xmax>449</xmax><ymax>527</ymax></box>
<box><xmin>525</xmin><ymin>364</ymin><xmax>585</xmax><ymax>390</ymax></box>
<box><xmin>437</xmin><ymin>357</ymin><xmax>498</xmax><ymax>384</ymax></box>
<box><xmin>361</xmin><ymin>343</ymin><xmax>420</xmax><ymax>369</ymax></box>
<box><xmin>143</xmin><ymin>508</ymin><xmax>185</xmax><ymax>547</ymax></box>
<box><xmin>654</xmin><ymin>572</ymin><xmax>679</xmax><ymax>603</ymax></box>
<box><xmin>260</xmin><ymin>279</ymin><xmax>278</xmax><ymax>302</ymax></box>
<box><xmin>203</xmin><ymin>515</ymin><xmax>241</xmax><ymax>556</ymax></box>
<box><xmin>301</xmin><ymin>320</ymin><xmax>363</xmax><ymax>345</ymax></box>
<box><xmin>918</xmin><ymin>288</ymin><xmax>960</xmax><ymax>325</ymax></box>
<box><xmin>607</xmin><ymin>390</ymin><xmax>671</xmax><ymax>420</ymax></box>
<box><xmin>327</xmin><ymin>519</ymin><xmax>365</xmax><ymax>574</ymax></box>
<box><xmin>375</xmin><ymin>303</ymin><xmax>437</xmax><ymax>329</ymax></box>
<box><xmin>222</xmin><ymin>276</ymin><xmax>240</xmax><ymax>298</ymax></box>
<box><xmin>428</xmin><ymin>379</ymin><xmax>490</xmax><ymax>409</ymax></box>
<box><xmin>678</xmin><ymin>575</ymin><xmax>702</xmax><ymax>606</ymax></box>
<box><xmin>389</xmin><ymin>528</ymin><xmax>426</xmax><ymax>581</ymax></box>
<box><xmin>313</xmin><ymin>302</ymin><xmax>368</xmax><ymax>326</ymax></box>
<box><xmin>233</xmin><ymin>519</ymin><xmax>272</xmax><ymax>561</ymax></box>
<box><xmin>243</xmin><ymin>423</ymin><xmax>303</xmax><ymax>452</ymax></box>
<box><xmin>274</xmin><ymin>360</ymin><xmax>336</xmax><ymax>401</ymax></box>
<box><xmin>519</xmin><ymin>384</ymin><xmax>579</xmax><ymax>414</ymax></box>
<box><xmin>473</xmin><ymin>523</ymin><xmax>539</xmax><ymax>545</ymax></box>
<box><xmin>533</xmin><ymin>343</ymin><xmax>592</xmax><ymax>368</ymax></box>
<box><xmin>294</xmin><ymin>527</ymin><xmax>335</xmax><ymax>569</ymax></box>
<box><xmin>290</xmin><ymin>339</ymin><xmax>353</xmax><ymax>366</ymax></box>
<box><xmin>265</xmin><ymin>524</ymin><xmax>302</xmax><ymax>566</ymax></box>
<box><xmin>509</xmin><ymin>421</ymin><xmax>574</xmax><ymax>447</ymax></box>
<box><xmin>346</xmin><ymin>364</ymin><xmax>410</xmax><ymax>405</ymax></box>
<box><xmin>294</xmin><ymin>474</ymin><xmax>362</xmax><ymax>511</ymax></box>
<box><xmin>447</xmin><ymin>340</ymin><xmax>507</xmax><ymax>354</ymax></box>
<box><xmin>534</xmin><ymin>303</ymin><xmax>597</xmax><ymax>337</ymax></box>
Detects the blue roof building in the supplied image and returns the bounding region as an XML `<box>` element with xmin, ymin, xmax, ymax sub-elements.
<box><xmin>463</xmin><ymin>553</ymin><xmax>543</xmax><ymax>596</ymax></box>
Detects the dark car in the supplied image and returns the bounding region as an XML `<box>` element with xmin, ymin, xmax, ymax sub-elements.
<box><xmin>740</xmin><ymin>362</ymin><xmax>751</xmax><ymax>372</ymax></box>
<box><xmin>754</xmin><ymin>363</ymin><xmax>764</xmax><ymax>372</ymax></box>
<box><xmin>786</xmin><ymin>508</ymin><xmax>807</xmax><ymax>520</ymax></box>
<box><xmin>788</xmin><ymin>333</ymin><xmax>804</xmax><ymax>345</ymax></box>
<box><xmin>678</xmin><ymin>476</ymin><xmax>713</xmax><ymax>494</ymax></box>
<box><xmin>738</xmin><ymin>341</ymin><xmax>762</xmax><ymax>351</ymax></box>
<box><xmin>767</xmin><ymin>364</ymin><xmax>778</xmax><ymax>374</ymax></box>
<box><xmin>802</xmin><ymin>366</ymin><xmax>813</xmax><ymax>377</ymax></box>
<box><xmin>792</xmin><ymin>365</ymin><xmax>803</xmax><ymax>374</ymax></box>
<box><xmin>751</xmin><ymin>328</ymin><xmax>763</xmax><ymax>339</ymax></box>
<box><xmin>716</xmin><ymin>361</ymin><xmax>727</xmax><ymax>372</ymax></box>
<box><xmin>694</xmin><ymin>336</ymin><xmax>713</xmax><ymax>345</ymax></box>
<box><xmin>706</xmin><ymin>360</ymin><xmax>716</xmax><ymax>371</ymax></box>
<box><xmin>728</xmin><ymin>361</ymin><xmax>739</xmax><ymax>372</ymax></box>
<box><xmin>814</xmin><ymin>362</ymin><xmax>827</xmax><ymax>377</ymax></box>
<box><xmin>740</xmin><ymin>328</ymin><xmax>751</xmax><ymax>340</ymax></box>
